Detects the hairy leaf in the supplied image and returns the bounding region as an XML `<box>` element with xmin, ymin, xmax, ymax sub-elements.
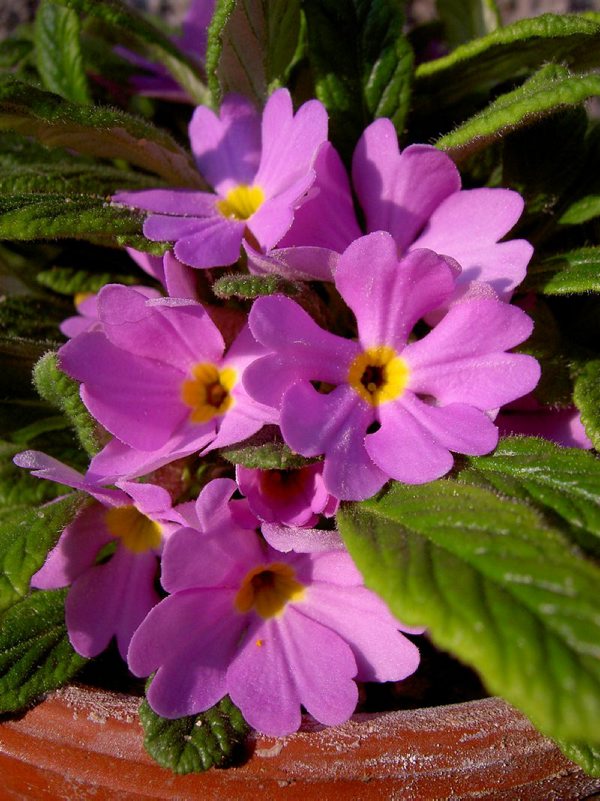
<box><xmin>524</xmin><ymin>249</ymin><xmax>600</xmax><ymax>295</ymax></box>
<box><xmin>560</xmin><ymin>195</ymin><xmax>600</xmax><ymax>225</ymax></box>
<box><xmin>0</xmin><ymin>588</ymin><xmax>87</xmax><ymax>712</ymax></box>
<box><xmin>574</xmin><ymin>361</ymin><xmax>600</xmax><ymax>451</ymax></box>
<box><xmin>436</xmin><ymin>0</ymin><xmax>499</xmax><ymax>50</ymax></box>
<box><xmin>556</xmin><ymin>740</ymin><xmax>600</xmax><ymax>778</ymax></box>
<box><xmin>220</xmin><ymin>427</ymin><xmax>316</xmax><ymax>469</ymax></box>
<box><xmin>415</xmin><ymin>14</ymin><xmax>600</xmax><ymax>117</ymax></box>
<box><xmin>53</xmin><ymin>0</ymin><xmax>209</xmax><ymax>104</ymax></box>
<box><xmin>462</xmin><ymin>437</ymin><xmax>600</xmax><ymax>548</ymax></box>
<box><xmin>304</xmin><ymin>0</ymin><xmax>413</xmax><ymax>159</ymax></box>
<box><xmin>0</xmin><ymin>76</ymin><xmax>201</xmax><ymax>186</ymax></box>
<box><xmin>34</xmin><ymin>0</ymin><xmax>91</xmax><ymax>104</ymax></box>
<box><xmin>337</xmin><ymin>480</ymin><xmax>600</xmax><ymax>744</ymax></box>
<box><xmin>140</xmin><ymin>694</ymin><xmax>249</xmax><ymax>774</ymax></box>
<box><xmin>33</xmin><ymin>352</ymin><xmax>101</xmax><ymax>457</ymax></box>
<box><xmin>212</xmin><ymin>273</ymin><xmax>300</xmax><ymax>300</ymax></box>
<box><xmin>207</xmin><ymin>0</ymin><xmax>302</xmax><ymax>105</ymax></box>
<box><xmin>37</xmin><ymin>266</ymin><xmax>140</xmax><ymax>296</ymax></box>
<box><xmin>0</xmin><ymin>494</ymin><xmax>83</xmax><ymax>614</ymax></box>
<box><xmin>437</xmin><ymin>65</ymin><xmax>600</xmax><ymax>162</ymax></box>
<box><xmin>0</xmin><ymin>163</ymin><xmax>161</xmax><ymax>196</ymax></box>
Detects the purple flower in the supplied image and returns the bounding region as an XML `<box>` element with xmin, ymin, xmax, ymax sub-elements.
<box><xmin>60</xmin><ymin>285</ymin><xmax>161</xmax><ymax>339</ymax></box>
<box><xmin>113</xmin><ymin>89</ymin><xmax>328</xmax><ymax>270</ymax></box>
<box><xmin>247</xmin><ymin>120</ymin><xmax>533</xmax><ymax>301</ymax></box>
<box><xmin>127</xmin><ymin>248</ymin><xmax>199</xmax><ymax>299</ymax></box>
<box><xmin>127</xmin><ymin>479</ymin><xmax>420</xmax><ymax>735</ymax></box>
<box><xmin>244</xmin><ymin>233</ymin><xmax>541</xmax><ymax>500</ymax></box>
<box><xmin>58</xmin><ymin>284</ymin><xmax>274</xmax><ymax>483</ymax></box>
<box><xmin>14</xmin><ymin>451</ymin><xmax>185</xmax><ymax>659</ymax></box>
<box><xmin>118</xmin><ymin>0</ymin><xmax>216</xmax><ymax>103</ymax></box>
<box><xmin>497</xmin><ymin>397</ymin><xmax>593</xmax><ymax>449</ymax></box>
<box><xmin>235</xmin><ymin>463</ymin><xmax>337</xmax><ymax>527</ymax></box>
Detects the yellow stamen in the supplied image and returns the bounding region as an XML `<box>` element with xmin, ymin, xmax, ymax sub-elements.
<box><xmin>74</xmin><ymin>291</ymin><xmax>94</xmax><ymax>307</ymax></box>
<box><xmin>104</xmin><ymin>505</ymin><xmax>162</xmax><ymax>553</ymax></box>
<box><xmin>216</xmin><ymin>184</ymin><xmax>265</xmax><ymax>220</ymax></box>
<box><xmin>181</xmin><ymin>363</ymin><xmax>236</xmax><ymax>423</ymax></box>
<box><xmin>234</xmin><ymin>562</ymin><xmax>306</xmax><ymax>619</ymax></box>
<box><xmin>347</xmin><ymin>346</ymin><xmax>410</xmax><ymax>407</ymax></box>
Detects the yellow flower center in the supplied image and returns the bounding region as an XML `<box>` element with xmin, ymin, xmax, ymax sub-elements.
<box><xmin>216</xmin><ymin>184</ymin><xmax>265</xmax><ymax>220</ymax></box>
<box><xmin>181</xmin><ymin>363</ymin><xmax>236</xmax><ymax>423</ymax></box>
<box><xmin>104</xmin><ymin>505</ymin><xmax>162</xmax><ymax>553</ymax></box>
<box><xmin>347</xmin><ymin>346</ymin><xmax>410</xmax><ymax>406</ymax></box>
<box><xmin>234</xmin><ymin>562</ymin><xmax>306</xmax><ymax>619</ymax></box>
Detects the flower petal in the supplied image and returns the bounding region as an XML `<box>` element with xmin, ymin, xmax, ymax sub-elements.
<box><xmin>352</xmin><ymin>119</ymin><xmax>460</xmax><ymax>252</ymax></box>
<box><xmin>189</xmin><ymin>94</ymin><xmax>261</xmax><ymax>193</ymax></box>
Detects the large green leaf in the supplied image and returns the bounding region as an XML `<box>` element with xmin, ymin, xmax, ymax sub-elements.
<box><xmin>0</xmin><ymin>494</ymin><xmax>83</xmax><ymax>614</ymax></box>
<box><xmin>557</xmin><ymin>740</ymin><xmax>600</xmax><ymax>778</ymax></box>
<box><xmin>33</xmin><ymin>352</ymin><xmax>102</xmax><ymax>457</ymax></box>
<box><xmin>53</xmin><ymin>0</ymin><xmax>209</xmax><ymax>105</ymax></box>
<box><xmin>437</xmin><ymin>65</ymin><xmax>600</xmax><ymax>162</ymax></box>
<box><xmin>0</xmin><ymin>194</ymin><xmax>157</xmax><ymax>250</ymax></box>
<box><xmin>435</xmin><ymin>0</ymin><xmax>499</xmax><ymax>50</ymax></box>
<box><xmin>206</xmin><ymin>0</ymin><xmax>302</xmax><ymax>105</ymax></box>
<box><xmin>34</xmin><ymin>0</ymin><xmax>91</xmax><ymax>104</ymax></box>
<box><xmin>524</xmin><ymin>249</ymin><xmax>600</xmax><ymax>295</ymax></box>
<box><xmin>303</xmin><ymin>0</ymin><xmax>413</xmax><ymax>159</ymax></box>
<box><xmin>140</xmin><ymin>694</ymin><xmax>249</xmax><ymax>774</ymax></box>
<box><xmin>337</xmin><ymin>479</ymin><xmax>600</xmax><ymax>744</ymax></box>
<box><xmin>0</xmin><ymin>76</ymin><xmax>202</xmax><ymax>186</ymax></box>
<box><xmin>0</xmin><ymin>163</ymin><xmax>161</xmax><ymax>196</ymax></box>
<box><xmin>0</xmin><ymin>588</ymin><xmax>87</xmax><ymax>712</ymax></box>
<box><xmin>574</xmin><ymin>361</ymin><xmax>600</xmax><ymax>451</ymax></box>
<box><xmin>462</xmin><ymin>437</ymin><xmax>600</xmax><ymax>547</ymax></box>
<box><xmin>415</xmin><ymin>14</ymin><xmax>600</xmax><ymax>117</ymax></box>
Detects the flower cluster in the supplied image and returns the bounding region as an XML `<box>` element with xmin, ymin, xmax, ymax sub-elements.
<box><xmin>18</xmin><ymin>82</ymin><xmax>574</xmax><ymax>737</ymax></box>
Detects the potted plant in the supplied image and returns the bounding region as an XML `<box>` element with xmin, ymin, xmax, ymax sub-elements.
<box><xmin>0</xmin><ymin>0</ymin><xmax>599</xmax><ymax>796</ymax></box>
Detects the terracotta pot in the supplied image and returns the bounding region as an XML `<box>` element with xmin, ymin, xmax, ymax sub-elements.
<box><xmin>1</xmin><ymin>685</ymin><xmax>599</xmax><ymax>800</ymax></box>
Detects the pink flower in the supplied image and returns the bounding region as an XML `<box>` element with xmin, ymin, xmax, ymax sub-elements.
<box><xmin>235</xmin><ymin>463</ymin><xmax>337</xmax><ymax>527</ymax></box>
<box><xmin>245</xmin><ymin>233</ymin><xmax>541</xmax><ymax>500</ymax></box>
<box><xmin>127</xmin><ymin>248</ymin><xmax>198</xmax><ymax>299</ymax></box>
<box><xmin>497</xmin><ymin>396</ymin><xmax>593</xmax><ymax>449</ymax></box>
<box><xmin>247</xmin><ymin>120</ymin><xmax>533</xmax><ymax>302</ymax></box>
<box><xmin>113</xmin><ymin>89</ymin><xmax>328</xmax><ymax>269</ymax></box>
<box><xmin>58</xmin><ymin>284</ymin><xmax>274</xmax><ymax>482</ymax></box>
<box><xmin>14</xmin><ymin>451</ymin><xmax>185</xmax><ymax>659</ymax></box>
<box><xmin>127</xmin><ymin>479</ymin><xmax>420</xmax><ymax>735</ymax></box>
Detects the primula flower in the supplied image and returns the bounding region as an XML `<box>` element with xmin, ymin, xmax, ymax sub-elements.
<box><xmin>13</xmin><ymin>451</ymin><xmax>185</xmax><ymax>659</ymax></box>
<box><xmin>113</xmin><ymin>89</ymin><xmax>328</xmax><ymax>270</ymax></box>
<box><xmin>497</xmin><ymin>396</ymin><xmax>593</xmax><ymax>449</ymax></box>
<box><xmin>58</xmin><ymin>284</ymin><xmax>274</xmax><ymax>482</ymax></box>
<box><xmin>127</xmin><ymin>479</ymin><xmax>421</xmax><ymax>736</ymax></box>
<box><xmin>248</xmin><ymin>120</ymin><xmax>532</xmax><ymax>302</ymax></box>
<box><xmin>118</xmin><ymin>0</ymin><xmax>215</xmax><ymax>103</ymax></box>
<box><xmin>235</xmin><ymin>463</ymin><xmax>337</xmax><ymax>527</ymax></box>
<box><xmin>60</xmin><ymin>285</ymin><xmax>161</xmax><ymax>339</ymax></box>
<box><xmin>244</xmin><ymin>233</ymin><xmax>541</xmax><ymax>500</ymax></box>
<box><xmin>127</xmin><ymin>248</ymin><xmax>198</xmax><ymax>299</ymax></box>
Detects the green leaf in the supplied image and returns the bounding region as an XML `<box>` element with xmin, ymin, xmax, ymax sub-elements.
<box><xmin>560</xmin><ymin>195</ymin><xmax>600</xmax><ymax>225</ymax></box>
<box><xmin>415</xmin><ymin>14</ymin><xmax>600</xmax><ymax>117</ymax></box>
<box><xmin>52</xmin><ymin>0</ymin><xmax>209</xmax><ymax>105</ymax></box>
<box><xmin>574</xmin><ymin>361</ymin><xmax>600</xmax><ymax>450</ymax></box>
<box><xmin>207</xmin><ymin>0</ymin><xmax>302</xmax><ymax>105</ymax></box>
<box><xmin>556</xmin><ymin>740</ymin><xmax>600</xmax><ymax>777</ymax></box>
<box><xmin>0</xmin><ymin>588</ymin><xmax>87</xmax><ymax>713</ymax></box>
<box><xmin>37</xmin><ymin>266</ymin><xmax>140</xmax><ymax>296</ymax></box>
<box><xmin>0</xmin><ymin>494</ymin><xmax>83</xmax><ymax>614</ymax></box>
<box><xmin>304</xmin><ymin>0</ymin><xmax>413</xmax><ymax>159</ymax></box>
<box><xmin>437</xmin><ymin>65</ymin><xmax>600</xmax><ymax>162</ymax></box>
<box><xmin>462</xmin><ymin>437</ymin><xmax>600</xmax><ymax>550</ymax></box>
<box><xmin>212</xmin><ymin>273</ymin><xmax>300</xmax><ymax>300</ymax></box>
<box><xmin>0</xmin><ymin>163</ymin><xmax>162</xmax><ymax>195</ymax></box>
<box><xmin>516</xmin><ymin>297</ymin><xmax>572</xmax><ymax>407</ymax></box>
<box><xmin>337</xmin><ymin>479</ymin><xmax>600</xmax><ymax>744</ymax></box>
<box><xmin>0</xmin><ymin>193</ymin><xmax>165</xmax><ymax>251</ymax></box>
<box><xmin>220</xmin><ymin>426</ymin><xmax>316</xmax><ymax>469</ymax></box>
<box><xmin>0</xmin><ymin>295</ymin><xmax>67</xmax><ymax>341</ymax></box>
<box><xmin>34</xmin><ymin>0</ymin><xmax>91</xmax><ymax>104</ymax></box>
<box><xmin>524</xmin><ymin>249</ymin><xmax>600</xmax><ymax>295</ymax></box>
<box><xmin>140</xmin><ymin>694</ymin><xmax>249</xmax><ymax>774</ymax></box>
<box><xmin>0</xmin><ymin>76</ymin><xmax>202</xmax><ymax>187</ymax></box>
<box><xmin>435</xmin><ymin>0</ymin><xmax>499</xmax><ymax>50</ymax></box>
<box><xmin>33</xmin><ymin>352</ymin><xmax>101</xmax><ymax>457</ymax></box>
